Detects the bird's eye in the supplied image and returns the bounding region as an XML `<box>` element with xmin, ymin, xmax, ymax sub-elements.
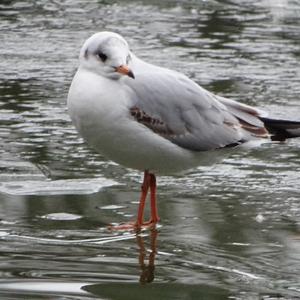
<box><xmin>126</xmin><ymin>54</ymin><xmax>131</xmax><ymax>64</ymax></box>
<box><xmin>98</xmin><ymin>52</ymin><xmax>107</xmax><ymax>62</ymax></box>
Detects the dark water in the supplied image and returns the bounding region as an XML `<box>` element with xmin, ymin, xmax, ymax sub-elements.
<box><xmin>1</xmin><ymin>0</ymin><xmax>300</xmax><ymax>299</ymax></box>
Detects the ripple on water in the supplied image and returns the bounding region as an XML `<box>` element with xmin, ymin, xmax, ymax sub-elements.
<box><xmin>40</xmin><ymin>213</ymin><xmax>83</xmax><ymax>221</ymax></box>
<box><xmin>0</xmin><ymin>178</ymin><xmax>119</xmax><ymax>196</ymax></box>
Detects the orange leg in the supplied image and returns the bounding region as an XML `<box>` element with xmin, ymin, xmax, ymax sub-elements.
<box><xmin>141</xmin><ymin>173</ymin><xmax>160</xmax><ymax>227</ymax></box>
<box><xmin>136</xmin><ymin>170</ymin><xmax>151</xmax><ymax>227</ymax></box>
<box><xmin>149</xmin><ymin>173</ymin><xmax>160</xmax><ymax>224</ymax></box>
<box><xmin>109</xmin><ymin>170</ymin><xmax>159</xmax><ymax>231</ymax></box>
<box><xmin>136</xmin><ymin>171</ymin><xmax>160</xmax><ymax>228</ymax></box>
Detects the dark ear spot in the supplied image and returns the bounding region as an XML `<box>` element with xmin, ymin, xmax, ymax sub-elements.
<box><xmin>84</xmin><ymin>48</ymin><xmax>88</xmax><ymax>59</ymax></box>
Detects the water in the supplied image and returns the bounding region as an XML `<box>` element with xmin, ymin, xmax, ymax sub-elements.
<box><xmin>1</xmin><ymin>0</ymin><xmax>300</xmax><ymax>299</ymax></box>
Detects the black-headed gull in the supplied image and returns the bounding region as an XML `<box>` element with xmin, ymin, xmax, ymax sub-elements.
<box><xmin>68</xmin><ymin>31</ymin><xmax>300</xmax><ymax>230</ymax></box>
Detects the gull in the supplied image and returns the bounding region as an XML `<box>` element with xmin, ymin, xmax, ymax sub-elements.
<box><xmin>67</xmin><ymin>31</ymin><xmax>300</xmax><ymax>230</ymax></box>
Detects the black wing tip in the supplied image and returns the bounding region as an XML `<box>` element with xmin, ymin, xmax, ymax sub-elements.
<box><xmin>260</xmin><ymin>117</ymin><xmax>300</xmax><ymax>141</ymax></box>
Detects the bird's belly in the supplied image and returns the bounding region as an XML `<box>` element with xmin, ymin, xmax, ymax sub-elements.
<box><xmin>77</xmin><ymin>114</ymin><xmax>224</xmax><ymax>174</ymax></box>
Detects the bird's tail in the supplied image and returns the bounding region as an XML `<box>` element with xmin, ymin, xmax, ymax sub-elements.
<box><xmin>259</xmin><ymin>117</ymin><xmax>300</xmax><ymax>141</ymax></box>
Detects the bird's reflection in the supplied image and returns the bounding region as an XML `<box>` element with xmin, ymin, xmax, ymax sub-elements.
<box><xmin>136</xmin><ymin>229</ymin><xmax>158</xmax><ymax>284</ymax></box>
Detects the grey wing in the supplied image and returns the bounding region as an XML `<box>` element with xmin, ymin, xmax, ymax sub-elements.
<box><xmin>126</xmin><ymin>61</ymin><xmax>267</xmax><ymax>151</ymax></box>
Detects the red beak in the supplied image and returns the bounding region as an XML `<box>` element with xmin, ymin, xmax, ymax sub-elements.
<box><xmin>115</xmin><ymin>65</ymin><xmax>135</xmax><ymax>79</ymax></box>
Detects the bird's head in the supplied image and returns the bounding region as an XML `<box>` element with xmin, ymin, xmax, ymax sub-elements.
<box><xmin>79</xmin><ymin>31</ymin><xmax>134</xmax><ymax>80</ymax></box>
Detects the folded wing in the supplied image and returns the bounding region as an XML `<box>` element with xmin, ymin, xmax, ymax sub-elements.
<box><xmin>126</xmin><ymin>57</ymin><xmax>269</xmax><ymax>151</ymax></box>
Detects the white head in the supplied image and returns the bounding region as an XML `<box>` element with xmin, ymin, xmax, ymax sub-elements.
<box><xmin>79</xmin><ymin>31</ymin><xmax>134</xmax><ymax>80</ymax></box>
